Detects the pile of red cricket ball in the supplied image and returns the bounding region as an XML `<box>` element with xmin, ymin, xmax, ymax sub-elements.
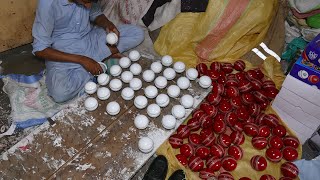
<box><xmin>169</xmin><ymin>60</ymin><xmax>300</xmax><ymax>180</ymax></box>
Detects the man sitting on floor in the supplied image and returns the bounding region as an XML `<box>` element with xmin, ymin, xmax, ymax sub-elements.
<box><xmin>32</xmin><ymin>0</ymin><xmax>144</xmax><ymax>103</ymax></box>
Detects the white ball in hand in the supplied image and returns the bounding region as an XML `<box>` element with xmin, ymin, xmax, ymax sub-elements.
<box><xmin>106</xmin><ymin>32</ymin><xmax>118</xmax><ymax>45</ymax></box>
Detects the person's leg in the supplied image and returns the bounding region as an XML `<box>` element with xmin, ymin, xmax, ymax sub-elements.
<box><xmin>46</xmin><ymin>67</ymin><xmax>92</xmax><ymax>103</ymax></box>
<box><xmin>116</xmin><ymin>24</ymin><xmax>145</xmax><ymax>53</ymax></box>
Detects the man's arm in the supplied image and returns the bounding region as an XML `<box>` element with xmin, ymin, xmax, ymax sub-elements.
<box><xmin>94</xmin><ymin>14</ymin><xmax>119</xmax><ymax>37</ymax></box>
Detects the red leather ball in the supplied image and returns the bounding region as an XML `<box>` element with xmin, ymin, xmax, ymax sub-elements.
<box><xmin>218</xmin><ymin>134</ymin><xmax>232</xmax><ymax>148</ymax></box>
<box><xmin>219</xmin><ymin>101</ymin><xmax>233</xmax><ymax>113</ymax></box>
<box><xmin>210</xmin><ymin>62</ymin><xmax>221</xmax><ymax>72</ymax></box>
<box><xmin>225</xmin><ymin>112</ymin><xmax>238</xmax><ymax>127</ymax></box>
<box><xmin>169</xmin><ymin>134</ymin><xmax>183</xmax><ymax>148</ymax></box>
<box><xmin>180</xmin><ymin>143</ymin><xmax>194</xmax><ymax>157</ymax></box>
<box><xmin>203</xmin><ymin>104</ymin><xmax>218</xmax><ymax>117</ymax></box>
<box><xmin>260</xmin><ymin>101</ymin><xmax>269</xmax><ymax>110</ymax></box>
<box><xmin>213</xmin><ymin>83</ymin><xmax>225</xmax><ymax>95</ymax></box>
<box><xmin>243</xmin><ymin>123</ymin><xmax>259</xmax><ymax>137</ymax></box>
<box><xmin>254</xmin><ymin>68</ymin><xmax>264</xmax><ymax>79</ymax></box>
<box><xmin>281</xmin><ymin>162</ymin><xmax>299</xmax><ymax>178</ymax></box>
<box><xmin>200</xmin><ymin>128</ymin><xmax>216</xmax><ymax>147</ymax></box>
<box><xmin>228</xmin><ymin>145</ymin><xmax>243</xmax><ymax>160</ymax></box>
<box><xmin>210</xmin><ymin>144</ymin><xmax>225</xmax><ymax>158</ymax></box>
<box><xmin>207</xmin><ymin>156</ymin><xmax>222</xmax><ymax>172</ymax></box>
<box><xmin>283</xmin><ymin>136</ymin><xmax>300</xmax><ymax>149</ymax></box>
<box><xmin>232</xmin><ymin>122</ymin><xmax>244</xmax><ymax>132</ymax></box>
<box><xmin>245</xmin><ymin>69</ymin><xmax>259</xmax><ymax>81</ymax></box>
<box><xmin>256</xmin><ymin>114</ymin><xmax>267</xmax><ymax>125</ymax></box>
<box><xmin>199</xmin><ymin>168</ymin><xmax>216</xmax><ymax>179</ymax></box>
<box><xmin>188</xmin><ymin>156</ymin><xmax>204</xmax><ymax>172</ymax></box>
<box><xmin>262</xmin><ymin>80</ymin><xmax>276</xmax><ymax>89</ymax></box>
<box><xmin>222</xmin><ymin>63</ymin><xmax>234</xmax><ymax>74</ymax></box>
<box><xmin>193</xmin><ymin>109</ymin><xmax>205</xmax><ymax>120</ymax></box>
<box><xmin>260</xmin><ymin>174</ymin><xmax>276</xmax><ymax>180</ymax></box>
<box><xmin>238</xmin><ymin>80</ymin><xmax>252</xmax><ymax>93</ymax></box>
<box><xmin>177</xmin><ymin>125</ymin><xmax>190</xmax><ymax>138</ymax></box>
<box><xmin>250</xmin><ymin>155</ymin><xmax>267</xmax><ymax>171</ymax></box>
<box><xmin>265</xmin><ymin>148</ymin><xmax>282</xmax><ymax>162</ymax></box>
<box><xmin>236</xmin><ymin>72</ymin><xmax>246</xmax><ymax>81</ymax></box>
<box><xmin>196</xmin><ymin>146</ymin><xmax>210</xmax><ymax>159</ymax></box>
<box><xmin>230</xmin><ymin>96</ymin><xmax>242</xmax><ymax>108</ymax></box>
<box><xmin>248</xmin><ymin>103</ymin><xmax>261</xmax><ymax>117</ymax></box>
<box><xmin>264</xmin><ymin>114</ymin><xmax>280</xmax><ymax>128</ymax></box>
<box><xmin>253</xmin><ymin>90</ymin><xmax>268</xmax><ymax>103</ymax></box>
<box><xmin>252</xmin><ymin>136</ymin><xmax>268</xmax><ymax>150</ymax></box>
<box><xmin>226</xmin><ymin>86</ymin><xmax>240</xmax><ymax>98</ymax></box>
<box><xmin>207</xmin><ymin>93</ymin><xmax>222</xmax><ymax>106</ymax></box>
<box><xmin>175</xmin><ymin>154</ymin><xmax>188</xmax><ymax>166</ymax></box>
<box><xmin>241</xmin><ymin>93</ymin><xmax>255</xmax><ymax>105</ymax></box>
<box><xmin>236</xmin><ymin>106</ymin><xmax>249</xmax><ymax>121</ymax></box>
<box><xmin>196</xmin><ymin>63</ymin><xmax>208</xmax><ymax>76</ymax></box>
<box><xmin>272</xmin><ymin>125</ymin><xmax>287</xmax><ymax>137</ymax></box>
<box><xmin>226</xmin><ymin>79</ymin><xmax>239</xmax><ymax>87</ymax></box>
<box><xmin>218</xmin><ymin>76</ymin><xmax>227</xmax><ymax>84</ymax></box>
<box><xmin>230</xmin><ymin>131</ymin><xmax>245</xmax><ymax>145</ymax></box>
<box><xmin>234</xmin><ymin>60</ymin><xmax>246</xmax><ymax>71</ymax></box>
<box><xmin>258</xmin><ymin>125</ymin><xmax>270</xmax><ymax>138</ymax></box>
<box><xmin>207</xmin><ymin>70</ymin><xmax>220</xmax><ymax>81</ymax></box>
<box><xmin>215</xmin><ymin>113</ymin><xmax>225</xmax><ymax>122</ymax></box>
<box><xmin>251</xmin><ymin>79</ymin><xmax>262</xmax><ymax>90</ymax></box>
<box><xmin>218</xmin><ymin>172</ymin><xmax>234</xmax><ymax>180</ymax></box>
<box><xmin>213</xmin><ymin>120</ymin><xmax>227</xmax><ymax>134</ymax></box>
<box><xmin>227</xmin><ymin>73</ymin><xmax>236</xmax><ymax>80</ymax></box>
<box><xmin>200</xmin><ymin>115</ymin><xmax>213</xmax><ymax>129</ymax></box>
<box><xmin>265</xmin><ymin>87</ymin><xmax>279</xmax><ymax>99</ymax></box>
<box><xmin>282</xmin><ymin>146</ymin><xmax>298</xmax><ymax>161</ymax></box>
<box><xmin>189</xmin><ymin>133</ymin><xmax>202</xmax><ymax>147</ymax></box>
<box><xmin>187</xmin><ymin>118</ymin><xmax>201</xmax><ymax>131</ymax></box>
<box><xmin>268</xmin><ymin>135</ymin><xmax>284</xmax><ymax>149</ymax></box>
<box><xmin>222</xmin><ymin>156</ymin><xmax>237</xmax><ymax>171</ymax></box>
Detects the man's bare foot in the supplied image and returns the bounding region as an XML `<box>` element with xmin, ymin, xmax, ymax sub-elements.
<box><xmin>111</xmin><ymin>53</ymin><xmax>125</xmax><ymax>58</ymax></box>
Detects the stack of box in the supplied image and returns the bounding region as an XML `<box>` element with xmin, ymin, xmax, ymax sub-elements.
<box><xmin>272</xmin><ymin>34</ymin><xmax>320</xmax><ymax>144</ymax></box>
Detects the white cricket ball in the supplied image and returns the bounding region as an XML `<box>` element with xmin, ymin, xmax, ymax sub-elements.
<box><xmin>177</xmin><ymin>77</ymin><xmax>190</xmax><ymax>90</ymax></box>
<box><xmin>121</xmin><ymin>87</ymin><xmax>134</xmax><ymax>101</ymax></box>
<box><xmin>129</xmin><ymin>50</ymin><xmax>141</xmax><ymax>61</ymax></box>
<box><xmin>167</xmin><ymin>85</ymin><xmax>180</xmax><ymax>98</ymax></box>
<box><xmin>119</xmin><ymin>57</ymin><xmax>131</xmax><ymax>69</ymax></box>
<box><xmin>180</xmin><ymin>94</ymin><xmax>194</xmax><ymax>109</ymax></box>
<box><xmin>162</xmin><ymin>115</ymin><xmax>176</xmax><ymax>130</ymax></box>
<box><xmin>106</xmin><ymin>32</ymin><xmax>118</xmax><ymax>45</ymax></box>
<box><xmin>130</xmin><ymin>78</ymin><xmax>142</xmax><ymax>91</ymax></box>
<box><xmin>154</xmin><ymin>76</ymin><xmax>167</xmax><ymax>89</ymax></box>
<box><xmin>121</xmin><ymin>71</ymin><xmax>133</xmax><ymax>83</ymax></box>
<box><xmin>97</xmin><ymin>73</ymin><xmax>110</xmax><ymax>86</ymax></box>
<box><xmin>110</xmin><ymin>65</ymin><xmax>122</xmax><ymax>77</ymax></box>
<box><xmin>109</xmin><ymin>79</ymin><xmax>123</xmax><ymax>91</ymax></box>
<box><xmin>84</xmin><ymin>97</ymin><xmax>98</xmax><ymax>111</ymax></box>
<box><xmin>130</xmin><ymin>63</ymin><xmax>142</xmax><ymax>75</ymax></box>
<box><xmin>143</xmin><ymin>70</ymin><xmax>156</xmax><ymax>83</ymax></box>
<box><xmin>186</xmin><ymin>68</ymin><xmax>198</xmax><ymax>81</ymax></box>
<box><xmin>134</xmin><ymin>115</ymin><xmax>149</xmax><ymax>130</ymax></box>
<box><xmin>138</xmin><ymin>137</ymin><xmax>154</xmax><ymax>153</ymax></box>
<box><xmin>173</xmin><ymin>61</ymin><xmax>186</xmax><ymax>73</ymax></box>
<box><xmin>85</xmin><ymin>81</ymin><xmax>97</xmax><ymax>94</ymax></box>
<box><xmin>163</xmin><ymin>68</ymin><xmax>176</xmax><ymax>80</ymax></box>
<box><xmin>134</xmin><ymin>95</ymin><xmax>148</xmax><ymax>109</ymax></box>
<box><xmin>151</xmin><ymin>62</ymin><xmax>163</xmax><ymax>74</ymax></box>
<box><xmin>106</xmin><ymin>101</ymin><xmax>120</xmax><ymax>116</ymax></box>
<box><xmin>161</xmin><ymin>55</ymin><xmax>173</xmax><ymax>67</ymax></box>
<box><xmin>97</xmin><ymin>87</ymin><xmax>111</xmax><ymax>100</ymax></box>
<box><xmin>171</xmin><ymin>105</ymin><xmax>186</xmax><ymax>120</ymax></box>
<box><xmin>199</xmin><ymin>76</ymin><xmax>212</xmax><ymax>88</ymax></box>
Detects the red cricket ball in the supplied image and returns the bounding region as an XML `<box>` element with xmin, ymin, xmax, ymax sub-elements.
<box><xmin>218</xmin><ymin>76</ymin><xmax>227</xmax><ymax>84</ymax></box>
<box><xmin>226</xmin><ymin>79</ymin><xmax>239</xmax><ymax>87</ymax></box>
<box><xmin>222</xmin><ymin>156</ymin><xmax>237</xmax><ymax>171</ymax></box>
<box><xmin>188</xmin><ymin>156</ymin><xmax>204</xmax><ymax>172</ymax></box>
<box><xmin>283</xmin><ymin>136</ymin><xmax>300</xmax><ymax>149</ymax></box>
<box><xmin>225</xmin><ymin>112</ymin><xmax>238</xmax><ymax>127</ymax></box>
<box><xmin>180</xmin><ymin>143</ymin><xmax>194</xmax><ymax>157</ymax></box>
<box><xmin>207</xmin><ymin>93</ymin><xmax>222</xmax><ymax>106</ymax></box>
<box><xmin>264</xmin><ymin>87</ymin><xmax>279</xmax><ymax>100</ymax></box>
<box><xmin>218</xmin><ymin>134</ymin><xmax>232</xmax><ymax>148</ymax></box>
<box><xmin>189</xmin><ymin>133</ymin><xmax>202</xmax><ymax>147</ymax></box>
<box><xmin>268</xmin><ymin>135</ymin><xmax>284</xmax><ymax>149</ymax></box>
<box><xmin>228</xmin><ymin>145</ymin><xmax>243</xmax><ymax>160</ymax></box>
<box><xmin>258</xmin><ymin>125</ymin><xmax>270</xmax><ymax>138</ymax></box>
<box><xmin>219</xmin><ymin>101</ymin><xmax>233</xmax><ymax>113</ymax></box>
<box><xmin>238</xmin><ymin>80</ymin><xmax>253</xmax><ymax>93</ymax></box>
<box><xmin>241</xmin><ymin>93</ymin><xmax>255</xmax><ymax>105</ymax></box>
<box><xmin>196</xmin><ymin>63</ymin><xmax>208</xmax><ymax>76</ymax></box>
<box><xmin>236</xmin><ymin>106</ymin><xmax>250</xmax><ymax>121</ymax></box>
<box><xmin>215</xmin><ymin>113</ymin><xmax>225</xmax><ymax>122</ymax></box>
<box><xmin>199</xmin><ymin>168</ymin><xmax>216</xmax><ymax>179</ymax></box>
<box><xmin>207</xmin><ymin>70</ymin><xmax>220</xmax><ymax>81</ymax></box>
<box><xmin>250</xmin><ymin>155</ymin><xmax>267</xmax><ymax>171</ymax></box>
<box><xmin>243</xmin><ymin>123</ymin><xmax>259</xmax><ymax>137</ymax></box>
<box><xmin>260</xmin><ymin>174</ymin><xmax>276</xmax><ymax>180</ymax></box>
<box><xmin>207</xmin><ymin>156</ymin><xmax>222</xmax><ymax>172</ymax></box>
<box><xmin>262</xmin><ymin>80</ymin><xmax>276</xmax><ymax>89</ymax></box>
<box><xmin>279</xmin><ymin>177</ymin><xmax>293</xmax><ymax>180</ymax></box>
<box><xmin>236</xmin><ymin>72</ymin><xmax>246</xmax><ymax>81</ymax></box>
<box><xmin>254</xmin><ymin>68</ymin><xmax>264</xmax><ymax>79</ymax></box>
<box><xmin>222</xmin><ymin>63</ymin><xmax>234</xmax><ymax>74</ymax></box>
<box><xmin>281</xmin><ymin>162</ymin><xmax>299</xmax><ymax>178</ymax></box>
<box><xmin>260</xmin><ymin>101</ymin><xmax>269</xmax><ymax>110</ymax></box>
<box><xmin>213</xmin><ymin>120</ymin><xmax>227</xmax><ymax>134</ymax></box>
<box><xmin>175</xmin><ymin>154</ymin><xmax>188</xmax><ymax>166</ymax></box>
<box><xmin>234</xmin><ymin>60</ymin><xmax>246</xmax><ymax>71</ymax></box>
<box><xmin>210</xmin><ymin>62</ymin><xmax>221</xmax><ymax>72</ymax></box>
<box><xmin>232</xmin><ymin>121</ymin><xmax>244</xmax><ymax>132</ymax></box>
<box><xmin>248</xmin><ymin>103</ymin><xmax>261</xmax><ymax>117</ymax></box>
<box><xmin>196</xmin><ymin>146</ymin><xmax>210</xmax><ymax>159</ymax></box>
<box><xmin>227</xmin><ymin>74</ymin><xmax>236</xmax><ymax>80</ymax></box>
<box><xmin>256</xmin><ymin>114</ymin><xmax>267</xmax><ymax>125</ymax></box>
<box><xmin>226</xmin><ymin>86</ymin><xmax>240</xmax><ymax>98</ymax></box>
<box><xmin>282</xmin><ymin>146</ymin><xmax>298</xmax><ymax>161</ymax></box>
<box><xmin>187</xmin><ymin>118</ymin><xmax>201</xmax><ymax>131</ymax></box>
<box><xmin>239</xmin><ymin>178</ymin><xmax>251</xmax><ymax>180</ymax></box>
<box><xmin>230</xmin><ymin>96</ymin><xmax>242</xmax><ymax>108</ymax></box>
<box><xmin>253</xmin><ymin>90</ymin><xmax>268</xmax><ymax>103</ymax></box>
<box><xmin>245</xmin><ymin>70</ymin><xmax>259</xmax><ymax>81</ymax></box>
<box><xmin>193</xmin><ymin>109</ymin><xmax>205</xmax><ymax>120</ymax></box>
<box><xmin>200</xmin><ymin>128</ymin><xmax>216</xmax><ymax>147</ymax></box>
<box><xmin>169</xmin><ymin>134</ymin><xmax>183</xmax><ymax>148</ymax></box>
<box><xmin>177</xmin><ymin>125</ymin><xmax>191</xmax><ymax>138</ymax></box>
<box><xmin>252</xmin><ymin>136</ymin><xmax>268</xmax><ymax>150</ymax></box>
<box><xmin>264</xmin><ymin>114</ymin><xmax>280</xmax><ymax>128</ymax></box>
<box><xmin>265</xmin><ymin>148</ymin><xmax>282</xmax><ymax>162</ymax></box>
<box><xmin>203</xmin><ymin>104</ymin><xmax>218</xmax><ymax>117</ymax></box>
<box><xmin>213</xmin><ymin>83</ymin><xmax>225</xmax><ymax>95</ymax></box>
<box><xmin>230</xmin><ymin>131</ymin><xmax>245</xmax><ymax>145</ymax></box>
<box><xmin>251</xmin><ymin>80</ymin><xmax>262</xmax><ymax>90</ymax></box>
<box><xmin>200</xmin><ymin>115</ymin><xmax>213</xmax><ymax>129</ymax></box>
<box><xmin>218</xmin><ymin>172</ymin><xmax>234</xmax><ymax>180</ymax></box>
<box><xmin>210</xmin><ymin>144</ymin><xmax>225</xmax><ymax>158</ymax></box>
<box><xmin>272</xmin><ymin>125</ymin><xmax>287</xmax><ymax>137</ymax></box>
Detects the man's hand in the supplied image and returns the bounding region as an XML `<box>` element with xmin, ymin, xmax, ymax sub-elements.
<box><xmin>78</xmin><ymin>56</ymin><xmax>103</xmax><ymax>75</ymax></box>
<box><xmin>106</xmin><ymin>21</ymin><xmax>120</xmax><ymax>37</ymax></box>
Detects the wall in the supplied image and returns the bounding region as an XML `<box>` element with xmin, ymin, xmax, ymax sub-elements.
<box><xmin>0</xmin><ymin>0</ymin><xmax>37</xmax><ymax>52</ymax></box>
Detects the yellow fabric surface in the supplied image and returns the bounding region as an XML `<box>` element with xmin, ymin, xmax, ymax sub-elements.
<box><xmin>156</xmin><ymin>58</ymin><xmax>302</xmax><ymax>180</ymax></box>
<box><xmin>154</xmin><ymin>0</ymin><xmax>278</xmax><ymax>68</ymax></box>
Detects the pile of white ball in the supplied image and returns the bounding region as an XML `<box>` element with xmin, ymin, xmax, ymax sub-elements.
<box><xmin>84</xmin><ymin>51</ymin><xmax>212</xmax><ymax>154</ymax></box>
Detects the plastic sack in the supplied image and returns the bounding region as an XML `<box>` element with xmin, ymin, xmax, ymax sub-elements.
<box><xmin>156</xmin><ymin>57</ymin><xmax>302</xmax><ymax>180</ymax></box>
<box><xmin>154</xmin><ymin>0</ymin><xmax>278</xmax><ymax>68</ymax></box>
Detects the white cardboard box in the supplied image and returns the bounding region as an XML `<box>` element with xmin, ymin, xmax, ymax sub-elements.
<box><xmin>272</xmin><ymin>75</ymin><xmax>320</xmax><ymax>143</ymax></box>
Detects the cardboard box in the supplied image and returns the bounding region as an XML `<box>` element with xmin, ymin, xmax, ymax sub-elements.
<box><xmin>272</xmin><ymin>75</ymin><xmax>320</xmax><ymax>143</ymax></box>
<box><xmin>290</xmin><ymin>56</ymin><xmax>320</xmax><ymax>89</ymax></box>
<box><xmin>303</xmin><ymin>33</ymin><xmax>320</xmax><ymax>67</ymax></box>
